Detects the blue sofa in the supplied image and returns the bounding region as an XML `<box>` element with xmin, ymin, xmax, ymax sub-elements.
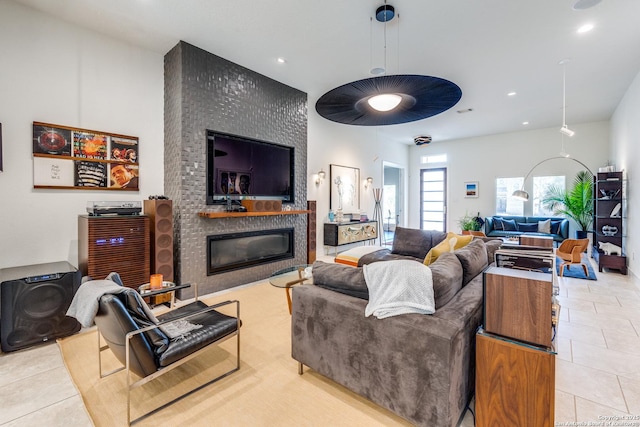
<box><xmin>484</xmin><ymin>216</ymin><xmax>569</xmax><ymax>243</ymax></box>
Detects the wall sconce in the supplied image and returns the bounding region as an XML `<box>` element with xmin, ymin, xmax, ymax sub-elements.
<box><xmin>315</xmin><ymin>169</ymin><xmax>326</xmax><ymax>185</ymax></box>
<box><xmin>364</xmin><ymin>176</ymin><xmax>374</xmax><ymax>189</ymax></box>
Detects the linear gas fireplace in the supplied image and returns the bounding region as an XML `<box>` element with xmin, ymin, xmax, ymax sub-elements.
<box><xmin>207</xmin><ymin>228</ymin><xmax>294</xmax><ymax>275</ymax></box>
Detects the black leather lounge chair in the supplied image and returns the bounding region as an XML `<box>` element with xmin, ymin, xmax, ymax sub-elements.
<box><xmin>94</xmin><ymin>287</ymin><xmax>240</xmax><ymax>425</ymax></box>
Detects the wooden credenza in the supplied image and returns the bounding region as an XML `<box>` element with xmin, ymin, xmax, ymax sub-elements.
<box><xmin>78</xmin><ymin>215</ymin><xmax>150</xmax><ymax>288</ymax></box>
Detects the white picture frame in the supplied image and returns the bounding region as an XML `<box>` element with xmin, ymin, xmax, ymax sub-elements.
<box><xmin>465</xmin><ymin>181</ymin><xmax>479</xmax><ymax>198</ymax></box>
<box><xmin>330</xmin><ymin>164</ymin><xmax>360</xmax><ymax>214</ymax></box>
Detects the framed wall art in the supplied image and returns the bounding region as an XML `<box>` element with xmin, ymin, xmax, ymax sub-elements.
<box><xmin>465</xmin><ymin>181</ymin><xmax>478</xmax><ymax>198</ymax></box>
<box><xmin>32</xmin><ymin>122</ymin><xmax>139</xmax><ymax>191</ymax></box>
<box><xmin>330</xmin><ymin>164</ymin><xmax>360</xmax><ymax>214</ymax></box>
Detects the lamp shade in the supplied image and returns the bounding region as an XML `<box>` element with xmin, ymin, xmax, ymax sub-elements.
<box><xmin>315</xmin><ymin>74</ymin><xmax>462</xmax><ymax>126</ymax></box>
<box><xmin>512</xmin><ymin>189</ymin><xmax>530</xmax><ymax>201</ymax></box>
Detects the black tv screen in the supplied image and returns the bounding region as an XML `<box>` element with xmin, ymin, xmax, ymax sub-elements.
<box><xmin>206</xmin><ymin>131</ymin><xmax>294</xmax><ymax>204</ymax></box>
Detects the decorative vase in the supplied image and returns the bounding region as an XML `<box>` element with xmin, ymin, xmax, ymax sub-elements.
<box><xmin>336</xmin><ymin>209</ymin><xmax>344</xmax><ymax>223</ymax></box>
<box><xmin>328</xmin><ymin>210</ymin><xmax>335</xmax><ymax>222</ymax></box>
<box><xmin>602</xmin><ymin>225</ymin><xmax>618</xmax><ymax>236</ymax></box>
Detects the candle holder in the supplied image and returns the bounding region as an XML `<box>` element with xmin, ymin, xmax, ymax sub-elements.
<box><xmin>150</xmin><ymin>274</ymin><xmax>163</xmax><ymax>290</ymax></box>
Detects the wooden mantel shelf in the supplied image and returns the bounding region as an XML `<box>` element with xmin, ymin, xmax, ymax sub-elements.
<box><xmin>198</xmin><ymin>210</ymin><xmax>310</xmax><ymax>219</ymax></box>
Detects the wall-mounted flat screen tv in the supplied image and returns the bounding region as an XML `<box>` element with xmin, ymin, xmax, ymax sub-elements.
<box><xmin>206</xmin><ymin>130</ymin><xmax>294</xmax><ymax>204</ymax></box>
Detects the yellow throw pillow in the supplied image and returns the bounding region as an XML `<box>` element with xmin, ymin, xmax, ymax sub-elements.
<box><xmin>423</xmin><ymin>232</ymin><xmax>474</xmax><ymax>265</ymax></box>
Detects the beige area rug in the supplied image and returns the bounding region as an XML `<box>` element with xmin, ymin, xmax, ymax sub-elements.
<box><xmin>58</xmin><ymin>282</ymin><xmax>412</xmax><ymax>427</ymax></box>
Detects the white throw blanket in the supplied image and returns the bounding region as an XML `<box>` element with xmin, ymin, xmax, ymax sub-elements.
<box><xmin>66</xmin><ymin>279</ymin><xmax>127</xmax><ymax>328</ymax></box>
<box><xmin>363</xmin><ymin>260</ymin><xmax>435</xmax><ymax>319</ymax></box>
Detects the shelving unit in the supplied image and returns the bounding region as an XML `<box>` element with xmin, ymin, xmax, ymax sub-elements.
<box><xmin>592</xmin><ymin>171</ymin><xmax>627</xmax><ymax>274</ymax></box>
<box><xmin>198</xmin><ymin>210</ymin><xmax>309</xmax><ymax>219</ymax></box>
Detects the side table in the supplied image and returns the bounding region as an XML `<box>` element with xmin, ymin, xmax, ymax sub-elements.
<box><xmin>269</xmin><ymin>265</ymin><xmax>312</xmax><ymax>314</ymax></box>
<box><xmin>138</xmin><ymin>282</ymin><xmax>192</xmax><ymax>308</ymax></box>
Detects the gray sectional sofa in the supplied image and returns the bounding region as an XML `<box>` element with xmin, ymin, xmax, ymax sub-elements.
<box><xmin>291</xmin><ymin>228</ymin><xmax>502</xmax><ymax>427</ymax></box>
<box><xmin>484</xmin><ymin>215</ymin><xmax>569</xmax><ymax>243</ymax></box>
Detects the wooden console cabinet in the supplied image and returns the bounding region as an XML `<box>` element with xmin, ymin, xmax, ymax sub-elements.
<box><xmin>477</xmin><ymin>266</ymin><xmax>556</xmax><ymax>426</ymax></box>
<box><xmin>78</xmin><ymin>215</ymin><xmax>150</xmax><ymax>288</ymax></box>
<box><xmin>323</xmin><ymin>220</ymin><xmax>378</xmax><ymax>247</ymax></box>
<box><xmin>483</xmin><ymin>266</ymin><xmax>553</xmax><ymax>348</ymax></box>
<box><xmin>476</xmin><ymin>330</ymin><xmax>555</xmax><ymax>427</ymax></box>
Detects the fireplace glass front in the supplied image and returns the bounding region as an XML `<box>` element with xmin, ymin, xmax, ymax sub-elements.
<box><xmin>207</xmin><ymin>228</ymin><xmax>294</xmax><ymax>275</ymax></box>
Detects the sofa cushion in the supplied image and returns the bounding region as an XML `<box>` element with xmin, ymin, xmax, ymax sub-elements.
<box><xmin>429</xmin><ymin>252</ymin><xmax>464</xmax><ymax>309</ymax></box>
<box><xmin>550</xmin><ymin>220</ymin><xmax>562</xmax><ymax>235</ymax></box>
<box><xmin>357</xmin><ymin>249</ymin><xmax>418</xmax><ymax>266</ymax></box>
<box><xmin>517</xmin><ymin>222</ymin><xmax>538</xmax><ymax>232</ymax></box>
<box><xmin>311</xmin><ymin>260</ymin><xmax>369</xmax><ymax>299</ymax></box>
<box><xmin>423</xmin><ymin>232</ymin><xmax>473</xmax><ymax>266</ymax></box>
<box><xmin>391</xmin><ymin>227</ymin><xmax>446</xmax><ymax>260</ymax></box>
<box><xmin>454</xmin><ymin>239</ymin><xmax>489</xmax><ymax>286</ymax></box>
<box><xmin>538</xmin><ymin>219</ymin><xmax>551</xmax><ymax>234</ymax></box>
<box><xmin>502</xmin><ymin>219</ymin><xmax>518</xmax><ymax>231</ymax></box>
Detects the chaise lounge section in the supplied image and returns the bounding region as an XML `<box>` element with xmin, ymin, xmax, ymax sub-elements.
<box><xmin>291</xmin><ymin>228</ymin><xmax>502</xmax><ymax>427</ymax></box>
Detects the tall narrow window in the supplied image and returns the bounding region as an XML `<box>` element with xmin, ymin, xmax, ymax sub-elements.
<box><xmin>420</xmin><ymin>168</ymin><xmax>446</xmax><ymax>231</ymax></box>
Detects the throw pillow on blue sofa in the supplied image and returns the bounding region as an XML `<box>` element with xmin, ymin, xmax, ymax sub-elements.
<box><xmin>492</xmin><ymin>217</ymin><xmax>505</xmax><ymax>230</ymax></box>
<box><xmin>502</xmin><ymin>219</ymin><xmax>518</xmax><ymax>231</ymax></box>
<box><xmin>517</xmin><ymin>222</ymin><xmax>538</xmax><ymax>232</ymax></box>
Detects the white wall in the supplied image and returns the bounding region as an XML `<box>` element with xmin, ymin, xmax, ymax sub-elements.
<box><xmin>306</xmin><ymin>107</ymin><xmax>410</xmax><ymax>252</ymax></box>
<box><xmin>407</xmin><ymin>121</ymin><xmax>610</xmax><ymax>236</ymax></box>
<box><xmin>610</xmin><ymin>69</ymin><xmax>640</xmax><ymax>277</ymax></box>
<box><xmin>0</xmin><ymin>1</ymin><xmax>164</xmax><ymax>270</ymax></box>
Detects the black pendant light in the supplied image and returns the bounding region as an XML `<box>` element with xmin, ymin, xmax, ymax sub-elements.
<box><xmin>315</xmin><ymin>3</ymin><xmax>462</xmax><ymax>126</ymax></box>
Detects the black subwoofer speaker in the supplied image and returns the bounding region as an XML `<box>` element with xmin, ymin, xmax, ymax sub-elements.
<box><xmin>0</xmin><ymin>261</ymin><xmax>81</xmax><ymax>352</ymax></box>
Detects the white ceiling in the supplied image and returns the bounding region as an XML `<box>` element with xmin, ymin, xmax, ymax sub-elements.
<box><xmin>12</xmin><ymin>0</ymin><xmax>640</xmax><ymax>145</ymax></box>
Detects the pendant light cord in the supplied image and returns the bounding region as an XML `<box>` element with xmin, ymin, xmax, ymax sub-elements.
<box><xmin>383</xmin><ymin>0</ymin><xmax>388</xmax><ymax>74</ymax></box>
<box><xmin>562</xmin><ymin>64</ymin><xmax>567</xmax><ymax>127</ymax></box>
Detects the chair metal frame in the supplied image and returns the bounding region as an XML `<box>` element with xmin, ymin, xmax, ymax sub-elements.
<box><xmin>98</xmin><ymin>298</ymin><xmax>240</xmax><ymax>425</ymax></box>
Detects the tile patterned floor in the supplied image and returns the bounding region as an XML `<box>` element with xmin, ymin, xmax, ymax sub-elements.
<box><xmin>1</xmin><ymin>258</ymin><xmax>638</xmax><ymax>426</ymax></box>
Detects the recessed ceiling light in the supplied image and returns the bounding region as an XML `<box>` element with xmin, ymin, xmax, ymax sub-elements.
<box><xmin>577</xmin><ymin>23</ymin><xmax>594</xmax><ymax>33</ymax></box>
<box><xmin>507</xmin><ymin>91</ymin><xmax>517</xmax><ymax>97</ymax></box>
<box><xmin>456</xmin><ymin>108</ymin><xmax>473</xmax><ymax>114</ymax></box>
<box><xmin>522</xmin><ymin>121</ymin><xmax>529</xmax><ymax>125</ymax></box>
<box><xmin>276</xmin><ymin>57</ymin><xmax>287</xmax><ymax>64</ymax></box>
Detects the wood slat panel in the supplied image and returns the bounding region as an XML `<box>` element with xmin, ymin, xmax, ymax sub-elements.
<box><xmin>78</xmin><ymin>216</ymin><xmax>150</xmax><ymax>288</ymax></box>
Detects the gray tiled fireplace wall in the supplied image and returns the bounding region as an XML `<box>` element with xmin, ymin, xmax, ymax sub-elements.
<box><xmin>164</xmin><ymin>41</ymin><xmax>308</xmax><ymax>297</ymax></box>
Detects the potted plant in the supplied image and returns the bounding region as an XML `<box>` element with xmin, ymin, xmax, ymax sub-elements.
<box><xmin>542</xmin><ymin>170</ymin><xmax>593</xmax><ymax>238</ymax></box>
<box><xmin>458</xmin><ymin>211</ymin><xmax>483</xmax><ymax>234</ymax></box>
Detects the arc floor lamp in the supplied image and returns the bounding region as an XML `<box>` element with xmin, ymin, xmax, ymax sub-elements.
<box><xmin>512</xmin><ymin>156</ymin><xmax>594</xmax><ymax>201</ymax></box>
